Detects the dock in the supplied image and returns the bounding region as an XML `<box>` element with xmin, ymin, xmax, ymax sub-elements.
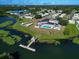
<box><xmin>19</xmin><ymin>44</ymin><xmax>36</xmax><ymax>52</ymax></box>
<box><xmin>19</xmin><ymin>37</ymin><xmax>36</xmax><ymax>52</ymax></box>
<box><xmin>27</xmin><ymin>37</ymin><xmax>36</xmax><ymax>47</ymax></box>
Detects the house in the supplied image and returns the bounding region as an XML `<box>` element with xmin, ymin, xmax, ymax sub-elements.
<box><xmin>21</xmin><ymin>22</ymin><xmax>33</xmax><ymax>27</ymax></box>
<box><xmin>69</xmin><ymin>20</ymin><xmax>75</xmax><ymax>24</ymax></box>
<box><xmin>38</xmin><ymin>12</ymin><xmax>49</xmax><ymax>17</ymax></box>
<box><xmin>19</xmin><ymin>13</ymin><xmax>34</xmax><ymax>19</ymax></box>
<box><xmin>59</xmin><ymin>13</ymin><xmax>66</xmax><ymax>18</ymax></box>
<box><xmin>72</xmin><ymin>13</ymin><xmax>79</xmax><ymax>20</ymax></box>
<box><xmin>69</xmin><ymin>13</ymin><xmax>79</xmax><ymax>24</ymax></box>
<box><xmin>68</xmin><ymin>13</ymin><xmax>79</xmax><ymax>30</ymax></box>
<box><xmin>76</xmin><ymin>21</ymin><xmax>79</xmax><ymax>30</ymax></box>
<box><xmin>57</xmin><ymin>10</ymin><xmax>63</xmax><ymax>13</ymax></box>
<box><xmin>51</xmin><ymin>13</ymin><xmax>61</xmax><ymax>19</ymax></box>
<box><xmin>23</xmin><ymin>14</ymin><xmax>34</xmax><ymax>19</ymax></box>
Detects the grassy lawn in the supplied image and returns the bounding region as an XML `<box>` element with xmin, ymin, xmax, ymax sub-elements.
<box><xmin>3</xmin><ymin>36</ymin><xmax>15</xmax><ymax>45</ymax></box>
<box><xmin>63</xmin><ymin>24</ymin><xmax>79</xmax><ymax>38</ymax></box>
<box><xmin>0</xmin><ymin>20</ymin><xmax>13</xmax><ymax>28</ymax></box>
<box><xmin>2</xmin><ymin>35</ymin><xmax>21</xmax><ymax>45</ymax></box>
<box><xmin>73</xmin><ymin>37</ymin><xmax>79</xmax><ymax>44</ymax></box>
<box><xmin>12</xmin><ymin>18</ymin><xmax>36</xmax><ymax>35</ymax></box>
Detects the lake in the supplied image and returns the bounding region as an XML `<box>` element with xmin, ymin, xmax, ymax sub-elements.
<box><xmin>0</xmin><ymin>16</ymin><xmax>79</xmax><ymax>59</ymax></box>
<box><xmin>0</xmin><ymin>16</ymin><xmax>16</xmax><ymax>24</ymax></box>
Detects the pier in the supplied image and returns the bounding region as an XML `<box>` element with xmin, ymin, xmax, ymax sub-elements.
<box><xmin>19</xmin><ymin>37</ymin><xmax>36</xmax><ymax>52</ymax></box>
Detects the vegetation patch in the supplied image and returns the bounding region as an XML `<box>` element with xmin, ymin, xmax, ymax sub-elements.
<box><xmin>73</xmin><ymin>37</ymin><xmax>79</xmax><ymax>44</ymax></box>
<box><xmin>63</xmin><ymin>24</ymin><xmax>79</xmax><ymax>38</ymax></box>
<box><xmin>0</xmin><ymin>20</ymin><xmax>13</xmax><ymax>28</ymax></box>
<box><xmin>0</xmin><ymin>30</ymin><xmax>21</xmax><ymax>45</ymax></box>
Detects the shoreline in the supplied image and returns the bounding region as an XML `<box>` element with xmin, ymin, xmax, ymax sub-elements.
<box><xmin>35</xmin><ymin>35</ymin><xmax>79</xmax><ymax>45</ymax></box>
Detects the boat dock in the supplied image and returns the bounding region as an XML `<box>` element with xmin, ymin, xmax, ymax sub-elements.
<box><xmin>19</xmin><ymin>37</ymin><xmax>36</xmax><ymax>52</ymax></box>
<box><xmin>19</xmin><ymin>44</ymin><xmax>36</xmax><ymax>52</ymax></box>
<box><xmin>27</xmin><ymin>37</ymin><xmax>36</xmax><ymax>47</ymax></box>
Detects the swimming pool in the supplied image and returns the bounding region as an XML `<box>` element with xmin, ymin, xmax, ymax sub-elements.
<box><xmin>40</xmin><ymin>24</ymin><xmax>54</xmax><ymax>29</ymax></box>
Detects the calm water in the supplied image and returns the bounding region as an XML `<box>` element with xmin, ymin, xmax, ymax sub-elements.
<box><xmin>0</xmin><ymin>40</ymin><xmax>79</xmax><ymax>59</ymax></box>
<box><xmin>0</xmin><ymin>16</ymin><xmax>16</xmax><ymax>24</ymax></box>
<box><xmin>0</xmin><ymin>16</ymin><xmax>79</xmax><ymax>59</ymax></box>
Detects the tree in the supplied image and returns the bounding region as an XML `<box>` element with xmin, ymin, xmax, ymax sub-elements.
<box><xmin>34</xmin><ymin>14</ymin><xmax>42</xmax><ymax>19</ymax></box>
<box><xmin>57</xmin><ymin>17</ymin><xmax>68</xmax><ymax>26</ymax></box>
<box><xmin>63</xmin><ymin>29</ymin><xmax>69</xmax><ymax>35</ymax></box>
<box><xmin>59</xmin><ymin>20</ymin><xmax>68</xmax><ymax>26</ymax></box>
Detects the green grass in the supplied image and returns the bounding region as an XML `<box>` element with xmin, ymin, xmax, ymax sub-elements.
<box><xmin>3</xmin><ymin>36</ymin><xmax>15</xmax><ymax>45</ymax></box>
<box><xmin>0</xmin><ymin>30</ymin><xmax>21</xmax><ymax>45</ymax></box>
<box><xmin>0</xmin><ymin>20</ymin><xmax>13</xmax><ymax>28</ymax></box>
<box><xmin>12</xmin><ymin>35</ymin><xmax>21</xmax><ymax>42</ymax></box>
<box><xmin>73</xmin><ymin>37</ymin><xmax>79</xmax><ymax>44</ymax></box>
<box><xmin>64</xmin><ymin>24</ymin><xmax>79</xmax><ymax>37</ymax></box>
<box><xmin>0</xmin><ymin>30</ymin><xmax>9</xmax><ymax>37</ymax></box>
<box><xmin>0</xmin><ymin>30</ymin><xmax>15</xmax><ymax>45</ymax></box>
<box><xmin>12</xmin><ymin>22</ymin><xmax>37</xmax><ymax>36</ymax></box>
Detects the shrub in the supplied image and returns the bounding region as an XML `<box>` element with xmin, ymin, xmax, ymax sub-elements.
<box><xmin>34</xmin><ymin>14</ymin><xmax>42</xmax><ymax>19</ymax></box>
<box><xmin>73</xmin><ymin>37</ymin><xmax>79</xmax><ymax>44</ymax></box>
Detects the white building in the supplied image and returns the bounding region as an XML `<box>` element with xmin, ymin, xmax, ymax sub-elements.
<box><xmin>20</xmin><ymin>13</ymin><xmax>34</xmax><ymax>19</ymax></box>
<box><xmin>69</xmin><ymin>13</ymin><xmax>79</xmax><ymax>24</ymax></box>
<box><xmin>38</xmin><ymin>12</ymin><xmax>49</xmax><ymax>17</ymax></box>
<box><xmin>52</xmin><ymin>13</ymin><xmax>61</xmax><ymax>19</ymax></box>
<box><xmin>23</xmin><ymin>14</ymin><xmax>33</xmax><ymax>19</ymax></box>
<box><xmin>76</xmin><ymin>21</ymin><xmax>79</xmax><ymax>30</ymax></box>
<box><xmin>59</xmin><ymin>13</ymin><xmax>66</xmax><ymax>18</ymax></box>
<box><xmin>72</xmin><ymin>13</ymin><xmax>79</xmax><ymax>20</ymax></box>
<box><xmin>21</xmin><ymin>22</ymin><xmax>33</xmax><ymax>27</ymax></box>
<box><xmin>68</xmin><ymin>20</ymin><xmax>75</xmax><ymax>24</ymax></box>
<box><xmin>57</xmin><ymin>10</ymin><xmax>63</xmax><ymax>13</ymax></box>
